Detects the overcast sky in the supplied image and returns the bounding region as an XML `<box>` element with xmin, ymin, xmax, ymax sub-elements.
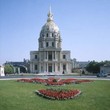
<box><xmin>0</xmin><ymin>0</ymin><xmax>110</xmax><ymax>65</ymax></box>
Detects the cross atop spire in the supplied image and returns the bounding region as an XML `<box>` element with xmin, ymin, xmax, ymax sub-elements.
<box><xmin>47</xmin><ymin>6</ymin><xmax>53</xmax><ymax>22</ymax></box>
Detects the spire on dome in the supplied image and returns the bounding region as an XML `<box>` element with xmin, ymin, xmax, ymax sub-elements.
<box><xmin>49</xmin><ymin>5</ymin><xmax>52</xmax><ymax>14</ymax></box>
<box><xmin>47</xmin><ymin>6</ymin><xmax>53</xmax><ymax>22</ymax></box>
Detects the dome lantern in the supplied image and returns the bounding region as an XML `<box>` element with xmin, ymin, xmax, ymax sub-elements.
<box><xmin>39</xmin><ymin>7</ymin><xmax>61</xmax><ymax>40</ymax></box>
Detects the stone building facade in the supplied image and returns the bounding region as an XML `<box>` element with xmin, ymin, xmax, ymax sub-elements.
<box><xmin>0</xmin><ymin>65</ymin><xmax>5</xmax><ymax>76</ymax></box>
<box><xmin>30</xmin><ymin>8</ymin><xmax>72</xmax><ymax>74</ymax></box>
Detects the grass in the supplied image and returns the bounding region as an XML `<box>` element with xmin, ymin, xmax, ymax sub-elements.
<box><xmin>0</xmin><ymin>79</ymin><xmax>110</xmax><ymax>110</ymax></box>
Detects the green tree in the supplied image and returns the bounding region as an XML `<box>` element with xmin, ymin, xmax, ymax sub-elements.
<box><xmin>86</xmin><ymin>60</ymin><xmax>110</xmax><ymax>74</ymax></box>
<box><xmin>86</xmin><ymin>61</ymin><xmax>100</xmax><ymax>74</ymax></box>
<box><xmin>4</xmin><ymin>64</ymin><xmax>14</xmax><ymax>74</ymax></box>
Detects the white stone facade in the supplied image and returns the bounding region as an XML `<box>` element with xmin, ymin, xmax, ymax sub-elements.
<box><xmin>0</xmin><ymin>66</ymin><xmax>5</xmax><ymax>76</ymax></box>
<box><xmin>30</xmin><ymin>8</ymin><xmax>72</xmax><ymax>74</ymax></box>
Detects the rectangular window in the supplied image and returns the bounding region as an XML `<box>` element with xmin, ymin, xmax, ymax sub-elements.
<box><xmin>35</xmin><ymin>55</ymin><xmax>37</xmax><ymax>59</ymax></box>
<box><xmin>35</xmin><ymin>65</ymin><xmax>38</xmax><ymax>70</ymax></box>
<box><xmin>52</xmin><ymin>33</ymin><xmax>54</xmax><ymax>37</ymax></box>
<box><xmin>52</xmin><ymin>42</ymin><xmax>54</xmax><ymax>47</ymax></box>
<box><xmin>46</xmin><ymin>42</ymin><xmax>48</xmax><ymax>47</ymax></box>
<box><xmin>48</xmin><ymin>52</ymin><xmax>52</xmax><ymax>61</ymax></box>
<box><xmin>63</xmin><ymin>55</ymin><xmax>66</xmax><ymax>59</ymax></box>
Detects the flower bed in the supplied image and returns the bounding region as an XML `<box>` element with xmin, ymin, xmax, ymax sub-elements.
<box><xmin>36</xmin><ymin>89</ymin><xmax>81</xmax><ymax>100</ymax></box>
<box><xmin>31</xmin><ymin>78</ymin><xmax>46</xmax><ymax>83</ymax></box>
<box><xmin>17</xmin><ymin>78</ymin><xmax>93</xmax><ymax>100</ymax></box>
<box><xmin>45</xmin><ymin>78</ymin><xmax>78</xmax><ymax>86</ymax></box>
<box><xmin>17</xmin><ymin>78</ymin><xmax>46</xmax><ymax>84</ymax></box>
<box><xmin>60</xmin><ymin>78</ymin><xmax>77</xmax><ymax>84</ymax></box>
<box><xmin>45</xmin><ymin>78</ymin><xmax>64</xmax><ymax>86</ymax></box>
<box><xmin>17</xmin><ymin>77</ymin><xmax>93</xmax><ymax>85</ymax></box>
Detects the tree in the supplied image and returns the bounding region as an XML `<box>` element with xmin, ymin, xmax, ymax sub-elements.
<box><xmin>86</xmin><ymin>60</ymin><xmax>110</xmax><ymax>74</ymax></box>
<box><xmin>86</xmin><ymin>61</ymin><xmax>100</xmax><ymax>74</ymax></box>
<box><xmin>4</xmin><ymin>64</ymin><xmax>14</xmax><ymax>74</ymax></box>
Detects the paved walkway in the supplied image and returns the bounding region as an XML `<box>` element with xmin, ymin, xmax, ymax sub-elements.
<box><xmin>0</xmin><ymin>75</ymin><xmax>110</xmax><ymax>80</ymax></box>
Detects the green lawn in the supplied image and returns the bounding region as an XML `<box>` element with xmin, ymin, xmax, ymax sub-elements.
<box><xmin>0</xmin><ymin>79</ymin><xmax>110</xmax><ymax>110</ymax></box>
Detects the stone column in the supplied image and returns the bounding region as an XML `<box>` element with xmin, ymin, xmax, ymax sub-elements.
<box><xmin>45</xmin><ymin>51</ymin><xmax>47</xmax><ymax>59</ymax></box>
<box><xmin>52</xmin><ymin>63</ymin><xmax>53</xmax><ymax>72</ymax></box>
<box><xmin>60</xmin><ymin>63</ymin><xmax>62</xmax><ymax>73</ymax></box>
<box><xmin>39</xmin><ymin>63</ymin><xmax>41</xmax><ymax>73</ymax></box>
<box><xmin>47</xmin><ymin>63</ymin><xmax>48</xmax><ymax>72</ymax></box>
<box><xmin>66</xmin><ymin>63</ymin><xmax>68</xmax><ymax>74</ymax></box>
<box><xmin>55</xmin><ymin>63</ymin><xmax>57</xmax><ymax>73</ymax></box>
<box><xmin>54</xmin><ymin>51</ymin><xmax>56</xmax><ymax>60</ymax></box>
<box><xmin>45</xmin><ymin>52</ymin><xmax>46</xmax><ymax>60</ymax></box>
<box><xmin>46</xmin><ymin>63</ymin><xmax>47</xmax><ymax>72</ymax></box>
<box><xmin>54</xmin><ymin>63</ymin><xmax>56</xmax><ymax>72</ymax></box>
<box><xmin>47</xmin><ymin>51</ymin><xmax>48</xmax><ymax>60</ymax></box>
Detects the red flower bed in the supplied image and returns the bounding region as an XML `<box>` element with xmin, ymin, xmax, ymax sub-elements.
<box><xmin>36</xmin><ymin>89</ymin><xmax>81</xmax><ymax>100</ymax></box>
<box><xmin>31</xmin><ymin>78</ymin><xmax>46</xmax><ymax>83</ymax></box>
<box><xmin>17</xmin><ymin>78</ymin><xmax>94</xmax><ymax>100</ymax></box>
<box><xmin>17</xmin><ymin>78</ymin><xmax>93</xmax><ymax>85</ymax></box>
<box><xmin>45</xmin><ymin>78</ymin><xmax>64</xmax><ymax>86</ymax></box>
<box><xmin>17</xmin><ymin>78</ymin><xmax>46</xmax><ymax>84</ymax></box>
<box><xmin>45</xmin><ymin>78</ymin><xmax>78</xmax><ymax>86</ymax></box>
<box><xmin>60</xmin><ymin>78</ymin><xmax>77</xmax><ymax>84</ymax></box>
